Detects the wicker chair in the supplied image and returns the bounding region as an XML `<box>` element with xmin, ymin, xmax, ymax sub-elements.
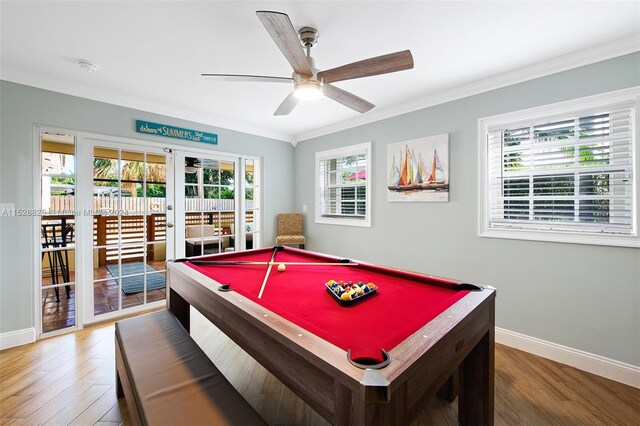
<box><xmin>275</xmin><ymin>213</ymin><xmax>305</xmax><ymax>249</ymax></box>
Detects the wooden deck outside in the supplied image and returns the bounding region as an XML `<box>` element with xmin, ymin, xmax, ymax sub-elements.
<box><xmin>40</xmin><ymin>207</ymin><xmax>255</xmax><ymax>333</ymax></box>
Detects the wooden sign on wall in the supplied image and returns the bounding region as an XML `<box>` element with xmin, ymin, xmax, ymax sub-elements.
<box><xmin>136</xmin><ymin>120</ymin><xmax>218</xmax><ymax>144</ymax></box>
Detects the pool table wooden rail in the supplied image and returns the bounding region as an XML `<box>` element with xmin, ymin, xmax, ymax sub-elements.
<box><xmin>167</xmin><ymin>262</ymin><xmax>358</xmax><ymax>422</ymax></box>
<box><xmin>167</xmin><ymin>256</ymin><xmax>495</xmax><ymax>426</ymax></box>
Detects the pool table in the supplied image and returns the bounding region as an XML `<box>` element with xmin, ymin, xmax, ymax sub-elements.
<box><xmin>167</xmin><ymin>246</ymin><xmax>496</xmax><ymax>425</ymax></box>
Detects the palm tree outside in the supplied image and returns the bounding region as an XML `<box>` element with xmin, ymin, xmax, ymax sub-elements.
<box><xmin>93</xmin><ymin>158</ymin><xmax>166</xmax><ymax>198</ymax></box>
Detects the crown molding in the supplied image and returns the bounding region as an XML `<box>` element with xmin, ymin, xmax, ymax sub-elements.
<box><xmin>294</xmin><ymin>36</ymin><xmax>640</xmax><ymax>142</ymax></box>
<box><xmin>2</xmin><ymin>36</ymin><xmax>638</xmax><ymax>146</ymax></box>
<box><xmin>0</xmin><ymin>69</ymin><xmax>294</xmax><ymax>144</ymax></box>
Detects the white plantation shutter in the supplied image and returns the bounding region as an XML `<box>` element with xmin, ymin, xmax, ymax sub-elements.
<box><xmin>487</xmin><ymin>105</ymin><xmax>635</xmax><ymax>235</ymax></box>
<box><xmin>315</xmin><ymin>143</ymin><xmax>371</xmax><ymax>227</ymax></box>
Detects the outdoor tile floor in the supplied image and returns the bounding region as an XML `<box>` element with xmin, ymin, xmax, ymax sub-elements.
<box><xmin>42</xmin><ymin>260</ymin><xmax>166</xmax><ymax>333</ymax></box>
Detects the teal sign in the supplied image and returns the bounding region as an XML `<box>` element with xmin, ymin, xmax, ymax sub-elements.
<box><xmin>135</xmin><ymin>120</ymin><xmax>218</xmax><ymax>144</ymax></box>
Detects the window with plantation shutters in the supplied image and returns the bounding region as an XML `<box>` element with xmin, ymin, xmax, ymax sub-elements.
<box><xmin>479</xmin><ymin>89</ymin><xmax>639</xmax><ymax>247</ymax></box>
<box><xmin>315</xmin><ymin>142</ymin><xmax>371</xmax><ymax>227</ymax></box>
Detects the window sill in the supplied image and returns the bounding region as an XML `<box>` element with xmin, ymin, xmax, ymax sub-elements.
<box><xmin>479</xmin><ymin>227</ymin><xmax>640</xmax><ymax>248</ymax></box>
<box><xmin>315</xmin><ymin>216</ymin><xmax>371</xmax><ymax>228</ymax></box>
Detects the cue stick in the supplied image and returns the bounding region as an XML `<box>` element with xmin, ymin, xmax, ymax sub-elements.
<box><xmin>257</xmin><ymin>247</ymin><xmax>279</xmax><ymax>299</ymax></box>
<box><xmin>189</xmin><ymin>260</ymin><xmax>359</xmax><ymax>266</ymax></box>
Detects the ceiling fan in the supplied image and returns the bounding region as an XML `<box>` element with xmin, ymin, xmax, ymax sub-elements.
<box><xmin>185</xmin><ymin>157</ymin><xmax>201</xmax><ymax>174</ymax></box>
<box><xmin>202</xmin><ymin>11</ymin><xmax>414</xmax><ymax>115</ymax></box>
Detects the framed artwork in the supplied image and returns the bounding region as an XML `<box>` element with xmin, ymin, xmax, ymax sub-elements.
<box><xmin>387</xmin><ymin>134</ymin><xmax>449</xmax><ymax>202</ymax></box>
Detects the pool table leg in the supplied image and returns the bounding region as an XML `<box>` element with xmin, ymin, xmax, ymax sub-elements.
<box><xmin>334</xmin><ymin>381</ymin><xmax>408</xmax><ymax>426</ymax></box>
<box><xmin>437</xmin><ymin>369</ymin><xmax>459</xmax><ymax>403</ymax></box>
<box><xmin>169</xmin><ymin>287</ymin><xmax>191</xmax><ymax>333</ymax></box>
<box><xmin>458</xmin><ymin>307</ymin><xmax>495</xmax><ymax>425</ymax></box>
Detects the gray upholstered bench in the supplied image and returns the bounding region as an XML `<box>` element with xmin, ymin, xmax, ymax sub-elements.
<box><xmin>115</xmin><ymin>310</ymin><xmax>266</xmax><ymax>426</ymax></box>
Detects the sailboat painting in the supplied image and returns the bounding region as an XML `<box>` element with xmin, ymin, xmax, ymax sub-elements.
<box><xmin>387</xmin><ymin>134</ymin><xmax>449</xmax><ymax>202</ymax></box>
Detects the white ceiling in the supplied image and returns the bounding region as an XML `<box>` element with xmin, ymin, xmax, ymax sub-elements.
<box><xmin>1</xmin><ymin>1</ymin><xmax>639</xmax><ymax>143</ymax></box>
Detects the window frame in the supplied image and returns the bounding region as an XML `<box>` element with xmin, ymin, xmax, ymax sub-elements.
<box><xmin>315</xmin><ymin>142</ymin><xmax>372</xmax><ymax>227</ymax></box>
<box><xmin>478</xmin><ymin>87</ymin><xmax>640</xmax><ymax>248</ymax></box>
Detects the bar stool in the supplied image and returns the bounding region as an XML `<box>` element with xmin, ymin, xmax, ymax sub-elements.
<box><xmin>41</xmin><ymin>223</ymin><xmax>73</xmax><ymax>302</ymax></box>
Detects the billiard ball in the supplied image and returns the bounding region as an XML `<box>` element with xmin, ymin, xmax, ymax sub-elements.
<box><xmin>277</xmin><ymin>263</ymin><xmax>286</xmax><ymax>272</ymax></box>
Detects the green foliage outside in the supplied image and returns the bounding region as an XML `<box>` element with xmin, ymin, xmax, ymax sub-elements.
<box><xmin>91</xmin><ymin>159</ymin><xmax>254</xmax><ymax>201</ymax></box>
<box><xmin>501</xmin><ymin>121</ymin><xmax>613</xmax><ymax>223</ymax></box>
<box><xmin>93</xmin><ymin>158</ymin><xmax>166</xmax><ymax>197</ymax></box>
<box><xmin>50</xmin><ymin>176</ymin><xmax>75</xmax><ymax>195</ymax></box>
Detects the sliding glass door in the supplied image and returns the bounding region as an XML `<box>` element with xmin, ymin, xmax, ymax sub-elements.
<box><xmin>35</xmin><ymin>130</ymin><xmax>261</xmax><ymax>333</ymax></box>
<box><xmin>39</xmin><ymin>131</ymin><xmax>77</xmax><ymax>335</ymax></box>
<box><xmin>244</xmin><ymin>158</ymin><xmax>261</xmax><ymax>250</ymax></box>
<box><xmin>175</xmin><ymin>152</ymin><xmax>260</xmax><ymax>257</ymax></box>
<box><xmin>89</xmin><ymin>142</ymin><xmax>173</xmax><ymax>322</ymax></box>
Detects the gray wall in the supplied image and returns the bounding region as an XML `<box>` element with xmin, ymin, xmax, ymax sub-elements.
<box><xmin>2</xmin><ymin>54</ymin><xmax>639</xmax><ymax>366</ymax></box>
<box><xmin>0</xmin><ymin>81</ymin><xmax>294</xmax><ymax>334</ymax></box>
<box><xmin>294</xmin><ymin>53</ymin><xmax>640</xmax><ymax>366</ymax></box>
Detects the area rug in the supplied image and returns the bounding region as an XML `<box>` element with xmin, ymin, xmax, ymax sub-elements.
<box><xmin>106</xmin><ymin>262</ymin><xmax>166</xmax><ymax>294</ymax></box>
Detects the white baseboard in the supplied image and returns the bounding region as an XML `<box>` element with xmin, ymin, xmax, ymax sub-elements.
<box><xmin>0</xmin><ymin>327</ymin><xmax>36</xmax><ymax>350</ymax></box>
<box><xmin>496</xmin><ymin>327</ymin><xmax>640</xmax><ymax>389</ymax></box>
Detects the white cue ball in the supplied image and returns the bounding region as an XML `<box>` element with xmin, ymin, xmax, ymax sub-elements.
<box><xmin>277</xmin><ymin>263</ymin><xmax>286</xmax><ymax>272</ymax></box>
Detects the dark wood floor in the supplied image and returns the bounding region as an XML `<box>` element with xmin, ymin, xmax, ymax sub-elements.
<box><xmin>1</xmin><ymin>307</ymin><xmax>638</xmax><ymax>425</ymax></box>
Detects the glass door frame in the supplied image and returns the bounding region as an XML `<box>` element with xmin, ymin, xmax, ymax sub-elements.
<box><xmin>174</xmin><ymin>150</ymin><xmax>261</xmax><ymax>258</ymax></box>
<box><xmin>80</xmin><ymin>134</ymin><xmax>174</xmax><ymax>325</ymax></box>
<box><xmin>33</xmin><ymin>125</ymin><xmax>83</xmax><ymax>338</ymax></box>
<box><xmin>175</xmin><ymin>150</ymin><xmax>240</xmax><ymax>257</ymax></box>
<box><xmin>32</xmin><ymin>127</ymin><xmax>260</xmax><ymax>338</ymax></box>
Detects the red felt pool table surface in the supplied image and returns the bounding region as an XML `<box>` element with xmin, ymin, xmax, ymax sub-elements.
<box><xmin>186</xmin><ymin>247</ymin><xmax>470</xmax><ymax>362</ymax></box>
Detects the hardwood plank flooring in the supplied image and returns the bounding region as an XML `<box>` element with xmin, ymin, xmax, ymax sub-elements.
<box><xmin>1</xmin><ymin>308</ymin><xmax>638</xmax><ymax>425</ymax></box>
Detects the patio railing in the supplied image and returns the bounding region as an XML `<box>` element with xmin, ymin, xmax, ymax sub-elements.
<box><xmin>48</xmin><ymin>196</ymin><xmax>253</xmax><ymax>213</ymax></box>
<box><xmin>44</xmin><ymin>197</ymin><xmax>256</xmax><ymax>266</ymax></box>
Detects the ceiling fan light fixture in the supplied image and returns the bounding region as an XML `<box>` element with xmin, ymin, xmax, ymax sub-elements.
<box><xmin>293</xmin><ymin>80</ymin><xmax>323</xmax><ymax>100</ymax></box>
<box><xmin>203</xmin><ymin>12</ymin><xmax>411</xmax><ymax>114</ymax></box>
<box><xmin>185</xmin><ymin>166</ymin><xmax>199</xmax><ymax>174</ymax></box>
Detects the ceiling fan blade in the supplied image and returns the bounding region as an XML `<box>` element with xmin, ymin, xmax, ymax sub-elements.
<box><xmin>324</xmin><ymin>84</ymin><xmax>374</xmax><ymax>113</ymax></box>
<box><xmin>318</xmin><ymin>50</ymin><xmax>414</xmax><ymax>84</ymax></box>
<box><xmin>274</xmin><ymin>92</ymin><xmax>300</xmax><ymax>116</ymax></box>
<box><xmin>256</xmin><ymin>11</ymin><xmax>313</xmax><ymax>77</ymax></box>
<box><xmin>201</xmin><ymin>73</ymin><xmax>293</xmax><ymax>84</ymax></box>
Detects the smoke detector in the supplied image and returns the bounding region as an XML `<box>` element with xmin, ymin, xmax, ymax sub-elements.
<box><xmin>78</xmin><ymin>61</ymin><xmax>99</xmax><ymax>73</ymax></box>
